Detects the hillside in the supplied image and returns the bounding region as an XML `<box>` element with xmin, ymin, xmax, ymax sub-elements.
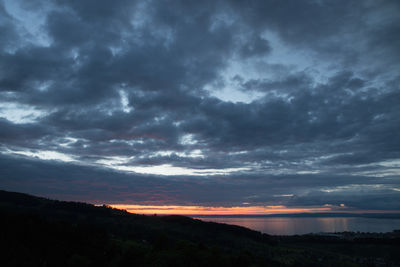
<box><xmin>0</xmin><ymin>190</ymin><xmax>399</xmax><ymax>266</ymax></box>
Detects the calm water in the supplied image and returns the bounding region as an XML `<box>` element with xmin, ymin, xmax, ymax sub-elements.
<box><xmin>192</xmin><ymin>217</ymin><xmax>400</xmax><ymax>235</ymax></box>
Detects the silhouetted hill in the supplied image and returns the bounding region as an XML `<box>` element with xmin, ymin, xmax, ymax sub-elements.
<box><xmin>1</xmin><ymin>190</ymin><xmax>399</xmax><ymax>266</ymax></box>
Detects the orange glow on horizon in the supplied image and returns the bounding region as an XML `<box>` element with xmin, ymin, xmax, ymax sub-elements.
<box><xmin>106</xmin><ymin>204</ymin><xmax>332</xmax><ymax>215</ymax></box>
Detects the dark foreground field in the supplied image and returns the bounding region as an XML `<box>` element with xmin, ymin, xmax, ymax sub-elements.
<box><xmin>0</xmin><ymin>190</ymin><xmax>399</xmax><ymax>266</ymax></box>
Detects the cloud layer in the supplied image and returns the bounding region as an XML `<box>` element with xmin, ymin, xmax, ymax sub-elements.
<box><xmin>0</xmin><ymin>0</ymin><xmax>399</xmax><ymax>211</ymax></box>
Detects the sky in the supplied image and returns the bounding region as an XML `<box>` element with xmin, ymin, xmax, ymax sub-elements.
<box><xmin>0</xmin><ymin>0</ymin><xmax>399</xmax><ymax>215</ymax></box>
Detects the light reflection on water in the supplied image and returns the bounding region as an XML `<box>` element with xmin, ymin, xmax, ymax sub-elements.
<box><xmin>192</xmin><ymin>217</ymin><xmax>400</xmax><ymax>235</ymax></box>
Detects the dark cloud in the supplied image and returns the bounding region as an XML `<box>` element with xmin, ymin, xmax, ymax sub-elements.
<box><xmin>237</xmin><ymin>34</ymin><xmax>271</xmax><ymax>58</ymax></box>
<box><xmin>2</xmin><ymin>154</ymin><xmax>398</xmax><ymax>209</ymax></box>
<box><xmin>0</xmin><ymin>0</ymin><xmax>399</xmax><ymax>211</ymax></box>
<box><xmin>289</xmin><ymin>189</ymin><xmax>400</xmax><ymax>211</ymax></box>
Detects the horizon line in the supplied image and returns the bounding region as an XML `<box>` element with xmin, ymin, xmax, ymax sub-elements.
<box><xmin>105</xmin><ymin>204</ymin><xmax>400</xmax><ymax>216</ymax></box>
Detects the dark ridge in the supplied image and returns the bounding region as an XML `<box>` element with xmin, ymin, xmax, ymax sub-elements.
<box><xmin>1</xmin><ymin>189</ymin><xmax>399</xmax><ymax>266</ymax></box>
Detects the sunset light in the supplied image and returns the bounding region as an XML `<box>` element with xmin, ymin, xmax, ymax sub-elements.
<box><xmin>108</xmin><ymin>204</ymin><xmax>332</xmax><ymax>215</ymax></box>
<box><xmin>2</xmin><ymin>0</ymin><xmax>400</xmax><ymax>264</ymax></box>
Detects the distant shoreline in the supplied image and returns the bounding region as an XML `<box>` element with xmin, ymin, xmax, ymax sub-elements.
<box><xmin>190</xmin><ymin>213</ymin><xmax>400</xmax><ymax>219</ymax></box>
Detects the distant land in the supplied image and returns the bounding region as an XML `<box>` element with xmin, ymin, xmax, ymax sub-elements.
<box><xmin>1</xmin><ymin>189</ymin><xmax>400</xmax><ymax>266</ymax></box>
<box><xmin>193</xmin><ymin>213</ymin><xmax>400</xmax><ymax>218</ymax></box>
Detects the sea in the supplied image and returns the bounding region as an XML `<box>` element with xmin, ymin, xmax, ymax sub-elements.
<box><xmin>192</xmin><ymin>216</ymin><xmax>400</xmax><ymax>235</ymax></box>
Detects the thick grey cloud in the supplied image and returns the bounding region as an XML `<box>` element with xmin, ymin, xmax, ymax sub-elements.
<box><xmin>0</xmin><ymin>0</ymin><xmax>399</xmax><ymax>211</ymax></box>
